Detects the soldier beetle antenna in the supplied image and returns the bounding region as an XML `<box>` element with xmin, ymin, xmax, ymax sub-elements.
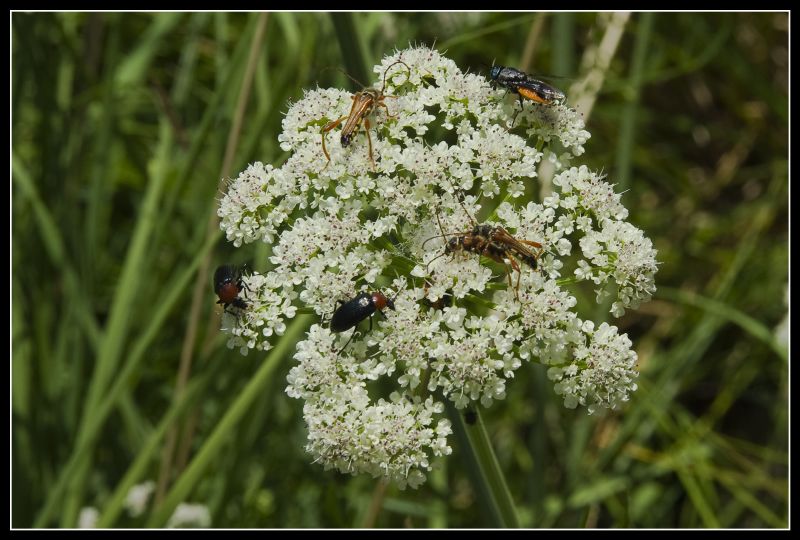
<box><xmin>319</xmin><ymin>66</ymin><xmax>368</xmax><ymax>91</ymax></box>
<box><xmin>380</xmin><ymin>59</ymin><xmax>412</xmax><ymax>94</ymax></box>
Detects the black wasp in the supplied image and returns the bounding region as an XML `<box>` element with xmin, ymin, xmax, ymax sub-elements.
<box><xmin>214</xmin><ymin>265</ymin><xmax>248</xmax><ymax>312</ymax></box>
<box><xmin>330</xmin><ymin>290</ymin><xmax>395</xmax><ymax>352</ymax></box>
<box><xmin>489</xmin><ymin>65</ymin><xmax>566</xmax><ymax>125</ymax></box>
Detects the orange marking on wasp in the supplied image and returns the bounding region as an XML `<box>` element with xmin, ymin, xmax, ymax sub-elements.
<box><xmin>517</xmin><ymin>86</ymin><xmax>552</xmax><ymax>105</ymax></box>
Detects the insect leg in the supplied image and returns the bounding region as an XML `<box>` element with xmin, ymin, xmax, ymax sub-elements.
<box><xmin>363</xmin><ymin>117</ymin><xmax>375</xmax><ymax>171</ymax></box>
<box><xmin>379</xmin><ymin>97</ymin><xmax>399</xmax><ymax>119</ymax></box>
<box><xmin>507</xmin><ymin>253</ymin><xmax>522</xmax><ymax>301</ymax></box>
<box><xmin>337</xmin><ymin>326</ymin><xmax>359</xmax><ymax>355</ymax></box>
<box><xmin>321</xmin><ymin>115</ymin><xmax>349</xmax><ymax>166</ymax></box>
<box><xmin>510</xmin><ymin>95</ymin><xmax>525</xmax><ymax>128</ymax></box>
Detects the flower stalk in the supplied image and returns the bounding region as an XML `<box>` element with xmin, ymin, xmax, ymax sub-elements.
<box><xmin>449</xmin><ymin>403</ymin><xmax>520</xmax><ymax>527</ymax></box>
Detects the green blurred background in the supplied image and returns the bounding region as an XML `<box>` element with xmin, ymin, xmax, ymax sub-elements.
<box><xmin>12</xmin><ymin>12</ymin><xmax>788</xmax><ymax>528</ymax></box>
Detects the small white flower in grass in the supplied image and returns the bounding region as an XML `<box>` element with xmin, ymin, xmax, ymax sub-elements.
<box><xmin>279</xmin><ymin>88</ymin><xmax>353</xmax><ymax>154</ymax></box>
<box><xmin>303</xmin><ymin>391</ymin><xmax>452</xmax><ymax>490</ymax></box>
<box><xmin>166</xmin><ymin>503</ymin><xmax>211</xmax><ymax>529</ymax></box>
<box><xmin>218</xmin><ymin>46</ymin><xmax>657</xmax><ymax>488</ymax></box>
<box><xmin>78</xmin><ymin>507</ymin><xmax>99</xmax><ymax>528</ymax></box>
<box><xmin>124</xmin><ymin>480</ymin><xmax>156</xmax><ymax>518</ymax></box>
<box><xmin>289</xmin><ymin>322</ymin><xmax>452</xmax><ymax>489</ymax></box>
<box><xmin>217</xmin><ymin>163</ymin><xmax>303</xmax><ymax>247</ymax></box>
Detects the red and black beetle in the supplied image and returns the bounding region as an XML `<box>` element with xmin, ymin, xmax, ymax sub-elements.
<box><xmin>214</xmin><ymin>265</ymin><xmax>248</xmax><ymax>311</ymax></box>
<box><xmin>330</xmin><ymin>290</ymin><xmax>395</xmax><ymax>352</ymax></box>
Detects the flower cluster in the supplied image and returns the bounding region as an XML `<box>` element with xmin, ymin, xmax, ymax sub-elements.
<box><xmin>218</xmin><ymin>46</ymin><xmax>657</xmax><ymax>487</ymax></box>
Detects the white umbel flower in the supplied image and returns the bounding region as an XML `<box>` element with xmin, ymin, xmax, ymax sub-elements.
<box><xmin>219</xmin><ymin>46</ymin><xmax>657</xmax><ymax>488</ymax></box>
<box><xmin>548</xmin><ymin>321</ymin><xmax>639</xmax><ymax>414</ymax></box>
<box><xmin>577</xmin><ymin>219</ymin><xmax>659</xmax><ymax>316</ymax></box>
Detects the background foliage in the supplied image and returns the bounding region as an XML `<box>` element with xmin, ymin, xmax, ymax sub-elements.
<box><xmin>12</xmin><ymin>12</ymin><xmax>788</xmax><ymax>528</ymax></box>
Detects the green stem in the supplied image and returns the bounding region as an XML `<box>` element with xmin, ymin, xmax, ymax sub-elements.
<box><xmin>154</xmin><ymin>10</ymin><xmax>269</xmax><ymax>508</ymax></box>
<box><xmin>146</xmin><ymin>314</ymin><xmax>313</xmax><ymax>527</ymax></box>
<box><xmin>330</xmin><ymin>13</ymin><xmax>371</xmax><ymax>89</ymax></box>
<box><xmin>448</xmin><ymin>402</ymin><xmax>520</xmax><ymax>527</ymax></box>
<box><xmin>519</xmin><ymin>13</ymin><xmax>547</xmax><ymax>72</ymax></box>
<box><xmin>32</xmin><ymin>232</ymin><xmax>219</xmax><ymax>528</ymax></box>
<box><xmin>12</xmin><ymin>154</ymin><xmax>101</xmax><ymax>349</ymax></box>
<box><xmin>60</xmin><ymin>120</ymin><xmax>175</xmax><ymax>527</ymax></box>
<box><xmin>551</xmin><ymin>12</ymin><xmax>575</xmax><ymax>76</ymax></box>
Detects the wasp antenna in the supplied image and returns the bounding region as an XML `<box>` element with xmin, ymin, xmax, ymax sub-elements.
<box><xmin>422</xmin><ymin>232</ymin><xmax>458</xmax><ymax>250</ymax></box>
<box><xmin>425</xmin><ymin>251</ymin><xmax>448</xmax><ymax>273</ymax></box>
<box><xmin>443</xmin><ymin>177</ymin><xmax>477</xmax><ymax>227</ymax></box>
<box><xmin>433</xmin><ymin>206</ymin><xmax>448</xmax><ymax>238</ymax></box>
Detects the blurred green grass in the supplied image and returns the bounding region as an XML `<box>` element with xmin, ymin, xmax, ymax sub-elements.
<box><xmin>11</xmin><ymin>12</ymin><xmax>788</xmax><ymax>528</ymax></box>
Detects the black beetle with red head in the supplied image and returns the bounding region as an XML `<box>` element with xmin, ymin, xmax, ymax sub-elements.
<box><xmin>214</xmin><ymin>265</ymin><xmax>248</xmax><ymax>312</ymax></box>
<box><xmin>330</xmin><ymin>290</ymin><xmax>395</xmax><ymax>353</ymax></box>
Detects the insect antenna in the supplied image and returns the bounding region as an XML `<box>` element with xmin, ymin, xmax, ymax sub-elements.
<box><xmin>442</xmin><ymin>176</ymin><xmax>478</xmax><ymax>228</ymax></box>
<box><xmin>424</xmin><ymin>251</ymin><xmax>449</xmax><ymax>274</ymax></box>
<box><xmin>421</xmin><ymin>206</ymin><xmax>462</xmax><ymax>249</ymax></box>
<box><xmin>423</xmin><ymin>207</ymin><xmax>463</xmax><ymax>273</ymax></box>
<box><xmin>319</xmin><ymin>66</ymin><xmax>368</xmax><ymax>90</ymax></box>
<box><xmin>380</xmin><ymin>60</ymin><xmax>412</xmax><ymax>94</ymax></box>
